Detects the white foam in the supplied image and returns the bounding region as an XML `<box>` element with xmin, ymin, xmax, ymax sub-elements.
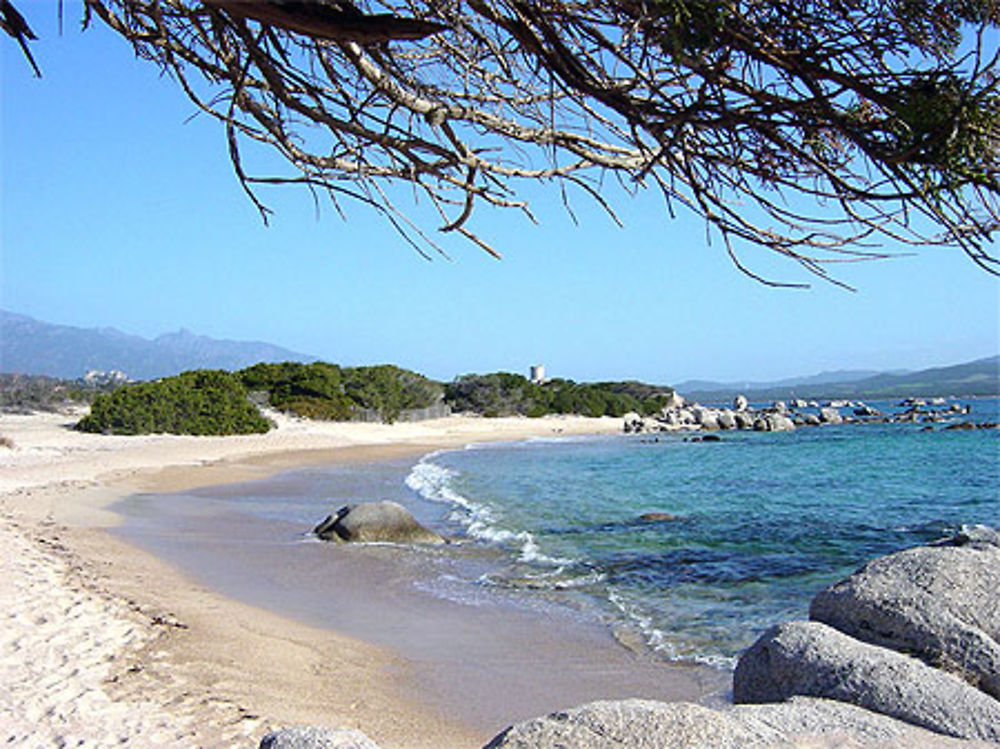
<box><xmin>606</xmin><ymin>588</ymin><xmax>737</xmax><ymax>670</ymax></box>
<box><xmin>405</xmin><ymin>456</ymin><xmax>574</xmax><ymax>568</ymax></box>
<box><xmin>523</xmin><ymin>434</ymin><xmax>602</xmax><ymax>445</ymax></box>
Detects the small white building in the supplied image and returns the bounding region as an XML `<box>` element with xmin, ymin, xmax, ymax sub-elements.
<box><xmin>530</xmin><ymin>364</ymin><xmax>547</xmax><ymax>384</ymax></box>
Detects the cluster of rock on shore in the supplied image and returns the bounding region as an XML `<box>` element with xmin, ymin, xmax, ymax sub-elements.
<box><xmin>260</xmin><ymin>526</ymin><xmax>1000</xmax><ymax>749</ymax></box>
<box><xmin>622</xmin><ymin>393</ymin><xmax>997</xmax><ymax>434</ymax></box>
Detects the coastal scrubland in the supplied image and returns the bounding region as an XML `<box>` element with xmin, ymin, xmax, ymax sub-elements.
<box><xmin>75</xmin><ymin>369</ymin><xmax>272</xmax><ymax>436</ymax></box>
<box><xmin>67</xmin><ymin>363</ymin><xmax>676</xmax><ymax>435</ymax></box>
<box><xmin>0</xmin><ymin>372</ymin><xmax>108</xmax><ymax>412</ymax></box>
<box><xmin>6</xmin><ymin>355</ymin><xmax>998</xmax><ymax>436</ymax></box>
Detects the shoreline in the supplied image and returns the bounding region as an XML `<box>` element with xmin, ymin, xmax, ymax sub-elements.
<box><xmin>1</xmin><ymin>409</ymin><xmax>729</xmax><ymax>747</ymax></box>
<box><xmin>115</xmin><ymin>452</ymin><xmax>729</xmax><ymax>738</ymax></box>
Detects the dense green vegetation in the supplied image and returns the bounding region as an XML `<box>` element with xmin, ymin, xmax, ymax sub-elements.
<box><xmin>239</xmin><ymin>362</ymin><xmax>354</xmax><ymax>420</ymax></box>
<box><xmin>445</xmin><ymin>373</ymin><xmax>674</xmax><ymax>418</ymax></box>
<box><xmin>71</xmin><ymin>362</ymin><xmax>445</xmax><ymax>435</ymax></box>
<box><xmin>23</xmin><ymin>352</ymin><xmax>996</xmax><ymax>437</ymax></box>
<box><xmin>238</xmin><ymin>362</ymin><xmax>444</xmax><ymax>423</ymax></box>
<box><xmin>68</xmin><ymin>361</ymin><xmax>675</xmax><ymax>436</ymax></box>
<box><xmin>341</xmin><ymin>365</ymin><xmax>445</xmax><ymax>422</ymax></box>
<box><xmin>76</xmin><ymin>370</ymin><xmax>273</xmax><ymax>435</ymax></box>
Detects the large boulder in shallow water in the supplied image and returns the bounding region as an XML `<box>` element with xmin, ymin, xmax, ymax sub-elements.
<box><xmin>259</xmin><ymin>727</ymin><xmax>381</xmax><ymax>749</ymax></box>
<box><xmin>622</xmin><ymin>411</ymin><xmax>645</xmax><ymax>433</ymax></box>
<box><xmin>733</xmin><ymin>620</ymin><xmax>1000</xmax><ymax>741</ymax></box>
<box><xmin>767</xmin><ymin>414</ymin><xmax>795</xmax><ymax>432</ymax></box>
<box><xmin>810</xmin><ymin>530</ymin><xmax>1000</xmax><ymax>699</ymax></box>
<box><xmin>717</xmin><ymin>409</ymin><xmax>737</xmax><ymax>430</ymax></box>
<box><xmin>313</xmin><ymin>501</ymin><xmax>445</xmax><ymax>545</ymax></box>
<box><xmin>818</xmin><ymin>407</ymin><xmax>843</xmax><ymax>424</ymax></box>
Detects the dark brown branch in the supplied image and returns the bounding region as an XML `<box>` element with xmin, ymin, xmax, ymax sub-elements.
<box><xmin>1</xmin><ymin>0</ymin><xmax>40</xmax><ymax>76</ymax></box>
<box><xmin>203</xmin><ymin>1</ymin><xmax>447</xmax><ymax>43</ymax></box>
<box><xmin>13</xmin><ymin>0</ymin><xmax>997</xmax><ymax>284</ymax></box>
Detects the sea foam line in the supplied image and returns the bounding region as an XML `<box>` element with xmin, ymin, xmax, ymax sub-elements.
<box><xmin>606</xmin><ymin>588</ymin><xmax>737</xmax><ymax>670</ymax></box>
<box><xmin>405</xmin><ymin>456</ymin><xmax>574</xmax><ymax>567</ymax></box>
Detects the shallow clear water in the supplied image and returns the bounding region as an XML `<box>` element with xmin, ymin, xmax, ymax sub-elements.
<box><xmin>404</xmin><ymin>399</ymin><xmax>1000</xmax><ymax>665</ymax></box>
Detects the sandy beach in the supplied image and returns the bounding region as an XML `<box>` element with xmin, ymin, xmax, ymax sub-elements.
<box><xmin>0</xmin><ymin>408</ymin><xmax>727</xmax><ymax>748</ymax></box>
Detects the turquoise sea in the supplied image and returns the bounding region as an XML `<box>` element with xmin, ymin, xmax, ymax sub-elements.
<box><xmin>120</xmin><ymin>398</ymin><xmax>999</xmax><ymax>671</ymax></box>
<box><xmin>402</xmin><ymin>398</ymin><xmax>1000</xmax><ymax>666</ymax></box>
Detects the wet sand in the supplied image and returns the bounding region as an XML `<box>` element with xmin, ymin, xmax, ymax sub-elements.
<box><xmin>116</xmin><ymin>458</ymin><xmax>728</xmax><ymax>735</ymax></box>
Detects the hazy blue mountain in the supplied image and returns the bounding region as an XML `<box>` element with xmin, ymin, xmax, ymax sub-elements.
<box><xmin>673</xmin><ymin>368</ymin><xmax>908</xmax><ymax>394</ymax></box>
<box><xmin>843</xmin><ymin>356</ymin><xmax>1000</xmax><ymax>398</ymax></box>
<box><xmin>0</xmin><ymin>309</ymin><xmax>316</xmax><ymax>380</ymax></box>
<box><xmin>681</xmin><ymin>356</ymin><xmax>999</xmax><ymax>402</ymax></box>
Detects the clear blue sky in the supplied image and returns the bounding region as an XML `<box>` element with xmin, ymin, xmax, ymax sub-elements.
<box><xmin>2</xmin><ymin>6</ymin><xmax>999</xmax><ymax>385</ymax></box>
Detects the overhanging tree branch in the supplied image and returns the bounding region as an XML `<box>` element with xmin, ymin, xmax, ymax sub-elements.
<box><xmin>7</xmin><ymin>0</ymin><xmax>1000</xmax><ymax>284</ymax></box>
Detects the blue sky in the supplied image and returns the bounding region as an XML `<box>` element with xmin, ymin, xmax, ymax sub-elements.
<box><xmin>2</xmin><ymin>7</ymin><xmax>999</xmax><ymax>385</ymax></box>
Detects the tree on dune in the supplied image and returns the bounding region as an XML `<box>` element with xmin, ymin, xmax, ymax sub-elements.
<box><xmin>5</xmin><ymin>0</ymin><xmax>1000</xmax><ymax>285</ymax></box>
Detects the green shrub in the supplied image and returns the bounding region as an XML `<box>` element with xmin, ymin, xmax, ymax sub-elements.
<box><xmin>239</xmin><ymin>361</ymin><xmax>354</xmax><ymax>420</ymax></box>
<box><xmin>444</xmin><ymin>374</ymin><xmax>672</xmax><ymax>418</ymax></box>
<box><xmin>342</xmin><ymin>364</ymin><xmax>443</xmax><ymax>423</ymax></box>
<box><xmin>445</xmin><ymin>372</ymin><xmax>548</xmax><ymax>416</ymax></box>
<box><xmin>76</xmin><ymin>369</ymin><xmax>272</xmax><ymax>435</ymax></box>
<box><xmin>237</xmin><ymin>361</ymin><xmax>442</xmax><ymax>423</ymax></box>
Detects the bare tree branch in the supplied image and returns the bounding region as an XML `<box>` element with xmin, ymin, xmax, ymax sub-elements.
<box><xmin>8</xmin><ymin>0</ymin><xmax>1000</xmax><ymax>284</ymax></box>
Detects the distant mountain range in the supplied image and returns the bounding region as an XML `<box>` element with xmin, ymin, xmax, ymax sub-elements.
<box><xmin>2</xmin><ymin>309</ymin><xmax>997</xmax><ymax>398</ymax></box>
<box><xmin>0</xmin><ymin>309</ymin><xmax>315</xmax><ymax>381</ymax></box>
<box><xmin>679</xmin><ymin>356</ymin><xmax>1000</xmax><ymax>402</ymax></box>
<box><xmin>673</xmin><ymin>368</ymin><xmax>912</xmax><ymax>394</ymax></box>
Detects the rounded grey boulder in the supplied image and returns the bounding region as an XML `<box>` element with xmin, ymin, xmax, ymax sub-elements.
<box><xmin>728</xmin><ymin>696</ymin><xmax>997</xmax><ymax>748</ymax></box>
<box><xmin>313</xmin><ymin>501</ymin><xmax>445</xmax><ymax>545</ymax></box>
<box><xmin>482</xmin><ymin>699</ymin><xmax>783</xmax><ymax>749</ymax></box>
<box><xmin>481</xmin><ymin>697</ymin><xmax>991</xmax><ymax>749</ymax></box>
<box><xmin>259</xmin><ymin>726</ymin><xmax>381</xmax><ymax>749</ymax></box>
<box><xmin>818</xmin><ymin>407</ymin><xmax>843</xmax><ymax>424</ymax></box>
<box><xmin>733</xmin><ymin>620</ymin><xmax>1000</xmax><ymax>741</ymax></box>
<box><xmin>810</xmin><ymin>537</ymin><xmax>1000</xmax><ymax>699</ymax></box>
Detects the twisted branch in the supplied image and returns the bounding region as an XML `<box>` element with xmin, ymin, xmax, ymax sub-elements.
<box><xmin>7</xmin><ymin>0</ymin><xmax>1000</xmax><ymax>284</ymax></box>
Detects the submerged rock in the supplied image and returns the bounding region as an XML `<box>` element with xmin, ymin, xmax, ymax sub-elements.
<box><xmin>638</xmin><ymin>512</ymin><xmax>681</xmax><ymax>522</ymax></box>
<box><xmin>810</xmin><ymin>537</ymin><xmax>1000</xmax><ymax>699</ymax></box>
<box><xmin>733</xmin><ymin>620</ymin><xmax>1000</xmax><ymax>741</ymax></box>
<box><xmin>313</xmin><ymin>501</ymin><xmax>445</xmax><ymax>545</ymax></box>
